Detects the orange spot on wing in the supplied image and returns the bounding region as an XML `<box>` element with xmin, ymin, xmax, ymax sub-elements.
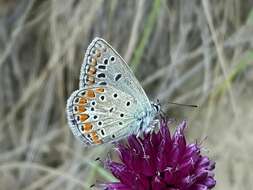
<box><xmin>94</xmin><ymin>139</ymin><xmax>102</xmax><ymax>144</ymax></box>
<box><xmin>79</xmin><ymin>97</ymin><xmax>87</xmax><ymax>104</ymax></box>
<box><xmin>96</xmin><ymin>88</ymin><xmax>104</xmax><ymax>93</ymax></box>
<box><xmin>86</xmin><ymin>90</ymin><xmax>95</xmax><ymax>98</ymax></box>
<box><xmin>87</xmin><ymin>81</ymin><xmax>94</xmax><ymax>85</ymax></box>
<box><xmin>96</xmin><ymin>50</ymin><xmax>101</xmax><ymax>58</ymax></box>
<box><xmin>78</xmin><ymin>105</ymin><xmax>86</xmax><ymax>112</ymax></box>
<box><xmin>79</xmin><ymin>114</ymin><xmax>89</xmax><ymax>122</ymax></box>
<box><xmin>90</xmin><ymin>58</ymin><xmax>97</xmax><ymax>66</ymax></box>
<box><xmin>91</xmin><ymin>131</ymin><xmax>97</xmax><ymax>139</ymax></box>
<box><xmin>88</xmin><ymin>66</ymin><xmax>96</xmax><ymax>75</ymax></box>
<box><xmin>82</xmin><ymin>123</ymin><xmax>92</xmax><ymax>132</ymax></box>
<box><xmin>90</xmin><ymin>131</ymin><xmax>102</xmax><ymax>144</ymax></box>
<box><xmin>87</xmin><ymin>76</ymin><xmax>95</xmax><ymax>83</ymax></box>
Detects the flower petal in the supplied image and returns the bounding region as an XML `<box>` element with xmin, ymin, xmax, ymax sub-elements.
<box><xmin>105</xmin><ymin>161</ymin><xmax>135</xmax><ymax>187</ymax></box>
<box><xmin>173</xmin><ymin>121</ymin><xmax>187</xmax><ymax>152</ymax></box>
<box><xmin>151</xmin><ymin>176</ymin><xmax>167</xmax><ymax>190</ymax></box>
<box><xmin>160</xmin><ymin>119</ymin><xmax>171</xmax><ymax>144</ymax></box>
<box><xmin>178</xmin><ymin>158</ymin><xmax>194</xmax><ymax>177</ymax></box>
<box><xmin>150</xmin><ymin>130</ymin><xmax>161</xmax><ymax>147</ymax></box>
<box><xmin>183</xmin><ymin>144</ymin><xmax>200</xmax><ymax>163</ymax></box>
<box><xmin>117</xmin><ymin>144</ymin><xmax>133</xmax><ymax>169</ymax></box>
<box><xmin>190</xmin><ymin>184</ymin><xmax>208</xmax><ymax>190</ymax></box>
<box><xmin>141</xmin><ymin>137</ymin><xmax>156</xmax><ymax>176</ymax></box>
<box><xmin>103</xmin><ymin>182</ymin><xmax>130</xmax><ymax>190</ymax></box>
<box><xmin>127</xmin><ymin>135</ymin><xmax>143</xmax><ymax>156</ymax></box>
<box><xmin>204</xmin><ymin>177</ymin><xmax>216</xmax><ymax>188</ymax></box>
<box><xmin>103</xmin><ymin>119</ymin><xmax>216</xmax><ymax>190</ymax></box>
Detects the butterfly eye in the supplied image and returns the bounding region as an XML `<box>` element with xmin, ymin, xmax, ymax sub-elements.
<box><xmin>90</xmin><ymin>107</ymin><xmax>95</xmax><ymax>111</ymax></box>
<box><xmin>111</xmin><ymin>134</ymin><xmax>116</xmax><ymax>139</ymax></box>
<box><xmin>120</xmin><ymin>113</ymin><xmax>124</xmax><ymax>117</ymax></box>
<box><xmin>74</xmin><ymin>98</ymin><xmax>79</xmax><ymax>103</ymax></box>
<box><xmin>98</xmin><ymin>121</ymin><xmax>102</xmax><ymax>126</ymax></box>
<box><xmin>93</xmin><ymin>115</ymin><xmax>98</xmax><ymax>120</ymax></box>
<box><xmin>119</xmin><ymin>122</ymin><xmax>123</xmax><ymax>125</ymax></box>
<box><xmin>126</xmin><ymin>101</ymin><xmax>131</xmax><ymax>106</ymax></box>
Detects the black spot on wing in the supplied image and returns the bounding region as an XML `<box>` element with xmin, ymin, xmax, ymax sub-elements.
<box><xmin>97</xmin><ymin>73</ymin><xmax>106</xmax><ymax>78</ymax></box>
<box><xmin>115</xmin><ymin>73</ymin><xmax>122</xmax><ymax>81</ymax></box>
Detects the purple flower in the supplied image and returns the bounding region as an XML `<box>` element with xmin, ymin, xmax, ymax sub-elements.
<box><xmin>103</xmin><ymin>119</ymin><xmax>216</xmax><ymax>190</ymax></box>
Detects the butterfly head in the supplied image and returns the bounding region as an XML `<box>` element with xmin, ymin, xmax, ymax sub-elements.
<box><xmin>151</xmin><ymin>101</ymin><xmax>161</xmax><ymax>114</ymax></box>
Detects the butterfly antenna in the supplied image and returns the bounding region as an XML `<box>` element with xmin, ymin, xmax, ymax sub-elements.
<box><xmin>167</xmin><ymin>101</ymin><xmax>198</xmax><ymax>108</ymax></box>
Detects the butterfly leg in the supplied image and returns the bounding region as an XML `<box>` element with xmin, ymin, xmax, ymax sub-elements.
<box><xmin>136</xmin><ymin>129</ymin><xmax>142</xmax><ymax>138</ymax></box>
<box><xmin>144</xmin><ymin>119</ymin><xmax>160</xmax><ymax>134</ymax></box>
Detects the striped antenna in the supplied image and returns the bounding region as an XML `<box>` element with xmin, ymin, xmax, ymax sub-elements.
<box><xmin>168</xmin><ymin>101</ymin><xmax>198</xmax><ymax>108</ymax></box>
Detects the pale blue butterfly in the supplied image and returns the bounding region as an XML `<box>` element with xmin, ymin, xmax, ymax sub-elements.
<box><xmin>66</xmin><ymin>38</ymin><xmax>160</xmax><ymax>146</ymax></box>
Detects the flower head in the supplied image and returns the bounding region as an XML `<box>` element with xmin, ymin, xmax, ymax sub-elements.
<box><xmin>104</xmin><ymin>119</ymin><xmax>216</xmax><ymax>190</ymax></box>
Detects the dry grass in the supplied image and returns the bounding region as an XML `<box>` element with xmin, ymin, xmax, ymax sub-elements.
<box><xmin>0</xmin><ymin>0</ymin><xmax>252</xmax><ymax>189</ymax></box>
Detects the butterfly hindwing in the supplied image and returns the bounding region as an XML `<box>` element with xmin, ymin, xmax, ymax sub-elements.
<box><xmin>66</xmin><ymin>85</ymin><xmax>140</xmax><ymax>145</ymax></box>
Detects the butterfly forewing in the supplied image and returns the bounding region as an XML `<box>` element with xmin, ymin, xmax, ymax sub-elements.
<box><xmin>80</xmin><ymin>38</ymin><xmax>151</xmax><ymax>108</ymax></box>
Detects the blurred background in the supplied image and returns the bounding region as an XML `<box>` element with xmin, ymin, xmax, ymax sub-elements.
<box><xmin>0</xmin><ymin>0</ymin><xmax>253</xmax><ymax>189</ymax></box>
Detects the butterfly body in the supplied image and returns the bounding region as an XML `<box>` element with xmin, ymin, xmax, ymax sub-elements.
<box><xmin>66</xmin><ymin>38</ymin><xmax>160</xmax><ymax>146</ymax></box>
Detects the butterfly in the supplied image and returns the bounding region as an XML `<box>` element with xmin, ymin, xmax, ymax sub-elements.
<box><xmin>66</xmin><ymin>38</ymin><xmax>160</xmax><ymax>146</ymax></box>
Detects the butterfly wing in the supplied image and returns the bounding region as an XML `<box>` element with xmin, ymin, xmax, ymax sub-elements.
<box><xmin>79</xmin><ymin>38</ymin><xmax>151</xmax><ymax>109</ymax></box>
<box><xmin>66</xmin><ymin>38</ymin><xmax>153</xmax><ymax>145</ymax></box>
<box><xmin>66</xmin><ymin>85</ymin><xmax>140</xmax><ymax>145</ymax></box>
